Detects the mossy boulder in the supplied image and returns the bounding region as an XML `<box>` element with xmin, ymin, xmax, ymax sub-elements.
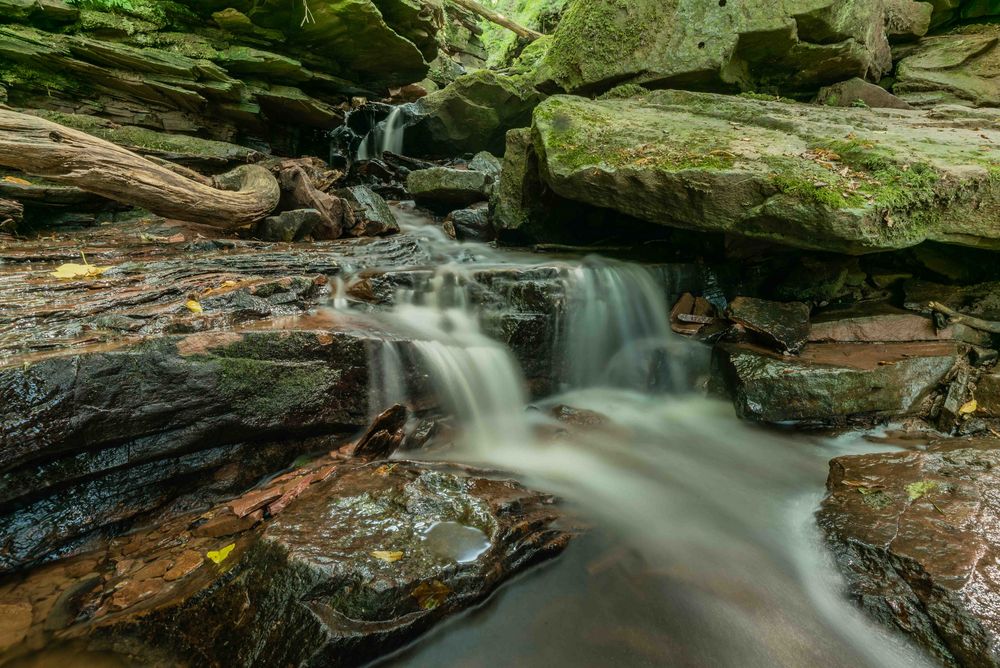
<box><xmin>541</xmin><ymin>0</ymin><xmax>933</xmax><ymax>96</ymax></box>
<box><xmin>894</xmin><ymin>24</ymin><xmax>1000</xmax><ymax>108</ymax></box>
<box><xmin>405</xmin><ymin>69</ymin><xmax>544</xmax><ymax>157</ymax></box>
<box><xmin>529</xmin><ymin>90</ymin><xmax>1000</xmax><ymax>254</ymax></box>
<box><xmin>922</xmin><ymin>0</ymin><xmax>1000</xmax><ymax>28</ymax></box>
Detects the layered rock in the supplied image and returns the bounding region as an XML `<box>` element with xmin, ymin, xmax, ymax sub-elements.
<box><xmin>540</xmin><ymin>0</ymin><xmax>933</xmax><ymax>96</ymax></box>
<box><xmin>0</xmin><ymin>0</ymin><xmax>445</xmax><ymax>148</ymax></box>
<box><xmin>0</xmin><ymin>456</ymin><xmax>570</xmax><ymax>666</ymax></box>
<box><xmin>523</xmin><ymin>90</ymin><xmax>1000</xmax><ymax>253</ymax></box>
<box><xmin>819</xmin><ymin>436</ymin><xmax>1000</xmax><ymax>667</ymax></box>
<box><xmin>894</xmin><ymin>24</ymin><xmax>1000</xmax><ymax>108</ymax></box>
<box><xmin>924</xmin><ymin>0</ymin><xmax>1000</xmax><ymax>28</ymax></box>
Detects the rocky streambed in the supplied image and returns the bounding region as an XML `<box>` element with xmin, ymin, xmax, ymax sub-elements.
<box><xmin>3</xmin><ymin>0</ymin><xmax>1000</xmax><ymax>666</ymax></box>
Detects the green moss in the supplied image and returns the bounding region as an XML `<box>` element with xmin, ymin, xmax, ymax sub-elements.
<box><xmin>905</xmin><ymin>480</ymin><xmax>939</xmax><ymax>501</ymax></box>
<box><xmin>536</xmin><ymin>96</ymin><xmax>735</xmax><ymax>173</ymax></box>
<box><xmin>738</xmin><ymin>92</ymin><xmax>795</xmax><ymax>104</ymax></box>
<box><xmin>217</xmin><ymin>357</ymin><xmax>330</xmax><ymax>420</ymax></box>
<box><xmin>0</xmin><ymin>64</ymin><xmax>78</xmax><ymax>94</ymax></box>
<box><xmin>598</xmin><ymin>83</ymin><xmax>648</xmax><ymax>100</ymax></box>
<box><xmin>858</xmin><ymin>487</ymin><xmax>893</xmax><ymax>510</ymax></box>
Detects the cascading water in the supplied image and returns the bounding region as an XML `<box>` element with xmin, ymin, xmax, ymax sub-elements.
<box><xmin>333</xmin><ymin>208</ymin><xmax>934</xmax><ymax>668</ymax></box>
<box><xmin>356</xmin><ymin>105</ymin><xmax>407</xmax><ymax>161</ymax></box>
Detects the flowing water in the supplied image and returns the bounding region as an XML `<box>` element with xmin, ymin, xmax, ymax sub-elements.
<box><xmin>356</xmin><ymin>106</ymin><xmax>407</xmax><ymax>161</ymax></box>
<box><xmin>328</xmin><ymin>207</ymin><xmax>937</xmax><ymax>667</ymax></box>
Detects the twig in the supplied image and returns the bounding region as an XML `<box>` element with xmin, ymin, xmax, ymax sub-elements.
<box><xmin>928</xmin><ymin>301</ymin><xmax>1000</xmax><ymax>334</ymax></box>
<box><xmin>300</xmin><ymin>0</ymin><xmax>315</xmax><ymax>27</ymax></box>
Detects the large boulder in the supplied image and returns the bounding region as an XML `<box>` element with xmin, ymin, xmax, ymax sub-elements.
<box><xmin>894</xmin><ymin>24</ymin><xmax>1000</xmax><ymax>108</ymax></box>
<box><xmin>713</xmin><ymin>341</ymin><xmax>964</xmax><ymax>423</ymax></box>
<box><xmin>528</xmin><ymin>90</ymin><xmax>1000</xmax><ymax>254</ymax></box>
<box><xmin>405</xmin><ymin>70</ymin><xmax>544</xmax><ymax>157</ymax></box>
<box><xmin>818</xmin><ymin>436</ymin><xmax>1000</xmax><ymax>667</ymax></box>
<box><xmin>541</xmin><ymin>0</ymin><xmax>933</xmax><ymax>96</ymax></box>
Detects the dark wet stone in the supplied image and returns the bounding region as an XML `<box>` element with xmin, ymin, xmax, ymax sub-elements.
<box><xmin>726</xmin><ymin>296</ymin><xmax>810</xmax><ymax>354</ymax></box>
<box><xmin>0</xmin><ymin>459</ymin><xmax>571</xmax><ymax>667</ymax></box>
<box><xmin>818</xmin><ymin>435</ymin><xmax>1000</xmax><ymax>667</ymax></box>
<box><xmin>254</xmin><ymin>208</ymin><xmax>325</xmax><ymax>242</ymax></box>
<box><xmin>713</xmin><ymin>341</ymin><xmax>964</xmax><ymax>423</ymax></box>
<box><xmin>337</xmin><ymin>184</ymin><xmax>400</xmax><ymax>237</ymax></box>
<box><xmin>444</xmin><ymin>204</ymin><xmax>494</xmax><ymax>242</ymax></box>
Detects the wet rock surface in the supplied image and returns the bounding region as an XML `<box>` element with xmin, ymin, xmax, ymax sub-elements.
<box><xmin>714</xmin><ymin>341</ymin><xmax>965</xmax><ymax>423</ymax></box>
<box><xmin>726</xmin><ymin>296</ymin><xmax>810</xmax><ymax>354</ymax></box>
<box><xmin>818</xmin><ymin>435</ymin><xmax>1000</xmax><ymax>667</ymax></box>
<box><xmin>0</xmin><ymin>454</ymin><xmax>570</xmax><ymax>667</ymax></box>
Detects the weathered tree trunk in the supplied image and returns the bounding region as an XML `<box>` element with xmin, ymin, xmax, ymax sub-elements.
<box><xmin>449</xmin><ymin>0</ymin><xmax>544</xmax><ymax>40</ymax></box>
<box><xmin>0</xmin><ymin>108</ymin><xmax>280</xmax><ymax>229</ymax></box>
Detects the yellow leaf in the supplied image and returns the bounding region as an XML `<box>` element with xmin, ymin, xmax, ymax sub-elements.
<box><xmin>2</xmin><ymin>175</ymin><xmax>30</xmax><ymax>185</ymax></box>
<box><xmin>50</xmin><ymin>263</ymin><xmax>108</xmax><ymax>279</ymax></box>
<box><xmin>185</xmin><ymin>299</ymin><xmax>203</xmax><ymax>314</ymax></box>
<box><xmin>206</xmin><ymin>543</ymin><xmax>235</xmax><ymax>564</ymax></box>
<box><xmin>960</xmin><ymin>399</ymin><xmax>978</xmax><ymax>416</ymax></box>
<box><xmin>371</xmin><ymin>550</ymin><xmax>403</xmax><ymax>563</ymax></box>
<box><xmin>411</xmin><ymin>580</ymin><xmax>451</xmax><ymax>610</ymax></box>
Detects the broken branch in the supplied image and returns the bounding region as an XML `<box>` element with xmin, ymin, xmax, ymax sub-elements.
<box><xmin>928</xmin><ymin>301</ymin><xmax>1000</xmax><ymax>334</ymax></box>
<box><xmin>449</xmin><ymin>0</ymin><xmax>544</xmax><ymax>40</ymax></box>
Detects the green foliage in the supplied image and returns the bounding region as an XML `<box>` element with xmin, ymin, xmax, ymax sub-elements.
<box><xmin>906</xmin><ymin>480</ymin><xmax>939</xmax><ymax>501</ymax></box>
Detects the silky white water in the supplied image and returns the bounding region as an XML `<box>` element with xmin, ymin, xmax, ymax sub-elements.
<box><xmin>356</xmin><ymin>105</ymin><xmax>407</xmax><ymax>161</ymax></box>
<box><xmin>336</xmin><ymin>211</ymin><xmax>933</xmax><ymax>668</ymax></box>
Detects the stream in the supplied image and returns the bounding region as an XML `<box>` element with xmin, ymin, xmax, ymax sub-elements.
<box><xmin>322</xmin><ymin>207</ymin><xmax>937</xmax><ymax>667</ymax></box>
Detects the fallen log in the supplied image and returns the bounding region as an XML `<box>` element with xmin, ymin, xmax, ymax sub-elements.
<box><xmin>0</xmin><ymin>107</ymin><xmax>280</xmax><ymax>229</ymax></box>
<box><xmin>929</xmin><ymin>301</ymin><xmax>1000</xmax><ymax>334</ymax></box>
<box><xmin>449</xmin><ymin>0</ymin><xmax>544</xmax><ymax>40</ymax></box>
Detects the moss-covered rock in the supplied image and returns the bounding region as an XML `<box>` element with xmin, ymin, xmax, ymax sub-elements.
<box><xmin>406</xmin><ymin>69</ymin><xmax>544</xmax><ymax>156</ymax></box>
<box><xmin>541</xmin><ymin>0</ymin><xmax>933</xmax><ymax>96</ymax></box>
<box><xmin>923</xmin><ymin>0</ymin><xmax>1000</xmax><ymax>29</ymax></box>
<box><xmin>894</xmin><ymin>24</ymin><xmax>1000</xmax><ymax>108</ymax></box>
<box><xmin>529</xmin><ymin>90</ymin><xmax>1000</xmax><ymax>254</ymax></box>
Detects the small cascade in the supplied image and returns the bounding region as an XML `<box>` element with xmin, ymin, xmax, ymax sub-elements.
<box><xmin>368</xmin><ymin>339</ymin><xmax>407</xmax><ymax>417</ymax></box>
<box><xmin>356</xmin><ymin>105</ymin><xmax>407</xmax><ymax>161</ymax></box>
<box><xmin>556</xmin><ymin>257</ymin><xmax>701</xmax><ymax>393</ymax></box>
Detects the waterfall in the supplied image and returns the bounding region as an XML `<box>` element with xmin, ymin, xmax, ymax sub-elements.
<box><xmin>356</xmin><ymin>106</ymin><xmax>406</xmax><ymax>161</ymax></box>
<box><xmin>557</xmin><ymin>257</ymin><xmax>705</xmax><ymax>393</ymax></box>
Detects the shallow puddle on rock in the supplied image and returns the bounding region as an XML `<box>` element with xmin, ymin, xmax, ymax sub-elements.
<box><xmin>420</xmin><ymin>521</ymin><xmax>490</xmax><ymax>563</ymax></box>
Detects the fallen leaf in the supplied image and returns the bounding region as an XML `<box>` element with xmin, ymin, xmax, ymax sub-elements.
<box><xmin>371</xmin><ymin>550</ymin><xmax>404</xmax><ymax>563</ymax></box>
<box><xmin>206</xmin><ymin>543</ymin><xmax>235</xmax><ymax>564</ymax></box>
<box><xmin>185</xmin><ymin>299</ymin><xmax>203</xmax><ymax>314</ymax></box>
<box><xmin>166</xmin><ymin>233</ymin><xmax>185</xmax><ymax>243</ymax></box>
<box><xmin>2</xmin><ymin>175</ymin><xmax>30</xmax><ymax>185</ymax></box>
<box><xmin>411</xmin><ymin>580</ymin><xmax>451</xmax><ymax>610</ymax></box>
<box><xmin>960</xmin><ymin>399</ymin><xmax>978</xmax><ymax>416</ymax></box>
<box><xmin>51</xmin><ymin>262</ymin><xmax>108</xmax><ymax>279</ymax></box>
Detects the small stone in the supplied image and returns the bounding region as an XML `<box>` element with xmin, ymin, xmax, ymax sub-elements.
<box><xmin>114</xmin><ymin>559</ymin><xmax>137</xmax><ymax>578</ymax></box>
<box><xmin>815</xmin><ymin>78</ymin><xmax>912</xmax><ymax>110</ymax></box>
<box><xmin>163</xmin><ymin>551</ymin><xmax>203</xmax><ymax>582</ymax></box>
<box><xmin>193</xmin><ymin>509</ymin><xmax>263</xmax><ymax>538</ymax></box>
<box><xmin>109</xmin><ymin>579</ymin><xmax>162</xmax><ymax>611</ymax></box>
<box><xmin>444</xmin><ymin>204</ymin><xmax>494</xmax><ymax>242</ymax></box>
<box><xmin>268</xmin><ymin>473</ymin><xmax>317</xmax><ymax>516</ymax></box>
<box><xmin>727</xmin><ymin>297</ymin><xmax>810</xmax><ymax>354</ymax></box>
<box><xmin>407</xmin><ymin>167</ymin><xmax>490</xmax><ymax>210</ymax></box>
<box><xmin>229</xmin><ymin>489</ymin><xmax>283</xmax><ymax>518</ymax></box>
<box><xmin>133</xmin><ymin>559</ymin><xmax>172</xmax><ymax>581</ymax></box>
<box><xmin>254</xmin><ymin>209</ymin><xmax>325</xmax><ymax>242</ymax></box>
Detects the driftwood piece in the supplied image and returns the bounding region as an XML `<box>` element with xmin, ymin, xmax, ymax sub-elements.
<box><xmin>929</xmin><ymin>301</ymin><xmax>1000</xmax><ymax>334</ymax></box>
<box><xmin>0</xmin><ymin>107</ymin><xmax>279</xmax><ymax>228</ymax></box>
<box><xmin>449</xmin><ymin>0</ymin><xmax>543</xmax><ymax>40</ymax></box>
<box><xmin>353</xmin><ymin>404</ymin><xmax>408</xmax><ymax>461</ymax></box>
